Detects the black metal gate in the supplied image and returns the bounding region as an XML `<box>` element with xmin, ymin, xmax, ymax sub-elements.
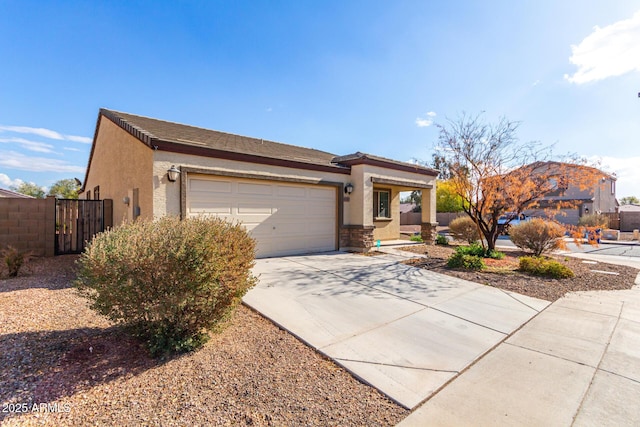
<box><xmin>55</xmin><ymin>199</ymin><xmax>104</xmax><ymax>254</ymax></box>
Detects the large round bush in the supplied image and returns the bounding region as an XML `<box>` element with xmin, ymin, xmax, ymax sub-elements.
<box><xmin>509</xmin><ymin>218</ymin><xmax>566</xmax><ymax>256</ymax></box>
<box><xmin>449</xmin><ymin>216</ymin><xmax>481</xmax><ymax>244</ymax></box>
<box><xmin>75</xmin><ymin>216</ymin><xmax>257</xmax><ymax>356</ymax></box>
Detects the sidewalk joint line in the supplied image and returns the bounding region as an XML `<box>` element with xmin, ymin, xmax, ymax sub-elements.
<box><xmin>333</xmin><ymin>357</ymin><xmax>459</xmax><ymax>373</ymax></box>
<box><xmin>571</xmin><ymin>301</ymin><xmax>624</xmax><ymax>426</ymax></box>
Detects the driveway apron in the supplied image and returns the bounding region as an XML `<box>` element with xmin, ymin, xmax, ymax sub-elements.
<box><xmin>244</xmin><ymin>252</ymin><xmax>549</xmax><ymax>409</ymax></box>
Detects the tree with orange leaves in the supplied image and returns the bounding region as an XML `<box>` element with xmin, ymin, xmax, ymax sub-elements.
<box><xmin>434</xmin><ymin>112</ymin><xmax>602</xmax><ymax>251</ymax></box>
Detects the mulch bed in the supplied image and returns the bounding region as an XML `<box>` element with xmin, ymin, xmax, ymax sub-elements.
<box><xmin>400</xmin><ymin>244</ymin><xmax>639</xmax><ymax>301</ymax></box>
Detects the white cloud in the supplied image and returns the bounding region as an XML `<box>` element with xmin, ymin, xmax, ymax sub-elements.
<box><xmin>0</xmin><ymin>150</ymin><xmax>85</xmax><ymax>173</ymax></box>
<box><xmin>0</xmin><ymin>125</ymin><xmax>64</xmax><ymax>140</ymax></box>
<box><xmin>64</xmin><ymin>135</ymin><xmax>92</xmax><ymax>144</ymax></box>
<box><xmin>415</xmin><ymin>111</ymin><xmax>437</xmax><ymax>127</ymax></box>
<box><xmin>590</xmin><ymin>155</ymin><xmax>640</xmax><ymax>198</ymax></box>
<box><xmin>0</xmin><ymin>125</ymin><xmax>92</xmax><ymax>143</ymax></box>
<box><xmin>0</xmin><ymin>137</ymin><xmax>55</xmax><ymax>153</ymax></box>
<box><xmin>0</xmin><ymin>173</ymin><xmax>24</xmax><ymax>189</ymax></box>
<box><xmin>565</xmin><ymin>11</ymin><xmax>640</xmax><ymax>84</ymax></box>
<box><xmin>63</xmin><ymin>147</ymin><xmax>82</xmax><ymax>152</ymax></box>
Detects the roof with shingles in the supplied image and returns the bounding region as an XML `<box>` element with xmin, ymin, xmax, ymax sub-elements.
<box><xmin>97</xmin><ymin>109</ymin><xmax>438</xmax><ymax>177</ymax></box>
<box><xmin>101</xmin><ymin>109</ymin><xmax>344</xmax><ymax>170</ymax></box>
<box><xmin>0</xmin><ymin>188</ymin><xmax>34</xmax><ymax>198</ymax></box>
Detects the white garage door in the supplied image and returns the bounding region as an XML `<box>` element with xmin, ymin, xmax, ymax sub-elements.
<box><xmin>187</xmin><ymin>175</ymin><xmax>337</xmax><ymax>258</ymax></box>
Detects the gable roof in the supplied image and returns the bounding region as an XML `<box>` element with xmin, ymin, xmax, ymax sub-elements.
<box><xmin>83</xmin><ymin>109</ymin><xmax>439</xmax><ymax>191</ymax></box>
<box><xmin>0</xmin><ymin>188</ymin><xmax>34</xmax><ymax>198</ymax></box>
<box><xmin>332</xmin><ymin>151</ymin><xmax>438</xmax><ymax>176</ymax></box>
<box><xmin>100</xmin><ymin>109</ymin><xmax>346</xmax><ymax>171</ymax></box>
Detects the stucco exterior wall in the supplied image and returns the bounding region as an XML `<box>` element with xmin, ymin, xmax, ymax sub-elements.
<box><xmin>152</xmin><ymin>151</ymin><xmax>352</xmax><ymax>222</ymax></box>
<box><xmin>349</xmin><ymin>164</ymin><xmax>436</xmax><ymax>241</ymax></box>
<box><xmin>373</xmin><ymin>186</ymin><xmax>400</xmax><ymax>241</ymax></box>
<box><xmin>82</xmin><ymin>117</ymin><xmax>153</xmax><ymax>224</ymax></box>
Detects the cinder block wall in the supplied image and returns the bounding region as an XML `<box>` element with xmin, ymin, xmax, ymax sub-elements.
<box><xmin>620</xmin><ymin>211</ymin><xmax>640</xmax><ymax>232</ymax></box>
<box><xmin>0</xmin><ymin>197</ymin><xmax>56</xmax><ymax>256</ymax></box>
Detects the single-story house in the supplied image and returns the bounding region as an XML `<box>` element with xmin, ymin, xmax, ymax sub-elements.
<box><xmin>0</xmin><ymin>188</ymin><xmax>34</xmax><ymax>198</ymax></box>
<box><xmin>80</xmin><ymin>109</ymin><xmax>438</xmax><ymax>257</ymax></box>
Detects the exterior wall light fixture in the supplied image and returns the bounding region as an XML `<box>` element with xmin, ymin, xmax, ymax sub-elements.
<box><xmin>167</xmin><ymin>165</ymin><xmax>181</xmax><ymax>182</ymax></box>
<box><xmin>345</xmin><ymin>183</ymin><xmax>354</xmax><ymax>194</ymax></box>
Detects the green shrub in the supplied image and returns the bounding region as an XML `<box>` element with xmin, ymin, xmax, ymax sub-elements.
<box><xmin>486</xmin><ymin>250</ymin><xmax>505</xmax><ymax>260</ymax></box>
<box><xmin>1</xmin><ymin>246</ymin><xmax>32</xmax><ymax>277</ymax></box>
<box><xmin>518</xmin><ymin>256</ymin><xmax>574</xmax><ymax>279</ymax></box>
<box><xmin>455</xmin><ymin>242</ymin><xmax>485</xmax><ymax>257</ymax></box>
<box><xmin>449</xmin><ymin>216</ymin><xmax>481</xmax><ymax>244</ymax></box>
<box><xmin>447</xmin><ymin>252</ymin><xmax>485</xmax><ymax>270</ymax></box>
<box><xmin>75</xmin><ymin>216</ymin><xmax>257</xmax><ymax>357</ymax></box>
<box><xmin>510</xmin><ymin>218</ymin><xmax>566</xmax><ymax>256</ymax></box>
<box><xmin>435</xmin><ymin>234</ymin><xmax>449</xmax><ymax>245</ymax></box>
<box><xmin>410</xmin><ymin>235</ymin><xmax>423</xmax><ymax>242</ymax></box>
<box><xmin>578</xmin><ymin>213</ymin><xmax>609</xmax><ymax>228</ymax></box>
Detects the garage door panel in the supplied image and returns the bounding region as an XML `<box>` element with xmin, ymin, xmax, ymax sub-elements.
<box><xmin>187</xmin><ymin>175</ymin><xmax>336</xmax><ymax>258</ymax></box>
<box><xmin>190</xmin><ymin>179</ymin><xmax>232</xmax><ymax>193</ymax></box>
<box><xmin>237</xmin><ymin>182</ymin><xmax>273</xmax><ymax>195</ymax></box>
<box><xmin>309</xmin><ymin>187</ymin><xmax>335</xmax><ymax>199</ymax></box>
<box><xmin>276</xmin><ymin>185</ymin><xmax>306</xmax><ymax>198</ymax></box>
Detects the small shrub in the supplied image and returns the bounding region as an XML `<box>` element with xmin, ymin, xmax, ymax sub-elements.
<box><xmin>447</xmin><ymin>252</ymin><xmax>485</xmax><ymax>270</ymax></box>
<box><xmin>410</xmin><ymin>235</ymin><xmax>423</xmax><ymax>242</ymax></box>
<box><xmin>449</xmin><ymin>216</ymin><xmax>481</xmax><ymax>244</ymax></box>
<box><xmin>518</xmin><ymin>256</ymin><xmax>574</xmax><ymax>279</ymax></box>
<box><xmin>1</xmin><ymin>246</ymin><xmax>32</xmax><ymax>277</ymax></box>
<box><xmin>455</xmin><ymin>242</ymin><xmax>485</xmax><ymax>257</ymax></box>
<box><xmin>578</xmin><ymin>213</ymin><xmax>609</xmax><ymax>228</ymax></box>
<box><xmin>486</xmin><ymin>250</ymin><xmax>505</xmax><ymax>260</ymax></box>
<box><xmin>510</xmin><ymin>218</ymin><xmax>566</xmax><ymax>256</ymax></box>
<box><xmin>75</xmin><ymin>216</ymin><xmax>257</xmax><ymax>357</ymax></box>
<box><xmin>435</xmin><ymin>234</ymin><xmax>449</xmax><ymax>245</ymax></box>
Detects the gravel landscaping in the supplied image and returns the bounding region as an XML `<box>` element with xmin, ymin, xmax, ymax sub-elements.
<box><xmin>399</xmin><ymin>244</ymin><xmax>639</xmax><ymax>301</ymax></box>
<box><xmin>2</xmin><ymin>245</ymin><xmax>638</xmax><ymax>425</ymax></box>
<box><xmin>0</xmin><ymin>256</ymin><xmax>406</xmax><ymax>426</ymax></box>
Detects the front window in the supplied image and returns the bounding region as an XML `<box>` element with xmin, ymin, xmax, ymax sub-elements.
<box><xmin>373</xmin><ymin>189</ymin><xmax>391</xmax><ymax>219</ymax></box>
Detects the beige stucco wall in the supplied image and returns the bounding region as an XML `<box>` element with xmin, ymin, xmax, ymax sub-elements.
<box><xmin>82</xmin><ymin>116</ymin><xmax>153</xmax><ymax>224</ymax></box>
<box><xmin>349</xmin><ymin>164</ymin><xmax>436</xmax><ymax>240</ymax></box>
<box><xmin>373</xmin><ymin>186</ymin><xmax>400</xmax><ymax>241</ymax></box>
<box><xmin>152</xmin><ymin>151</ymin><xmax>352</xmax><ymax>222</ymax></box>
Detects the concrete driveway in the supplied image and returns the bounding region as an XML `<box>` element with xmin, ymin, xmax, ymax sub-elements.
<box><xmin>243</xmin><ymin>251</ymin><xmax>549</xmax><ymax>409</ymax></box>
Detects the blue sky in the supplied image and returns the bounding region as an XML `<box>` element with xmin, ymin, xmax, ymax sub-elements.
<box><xmin>1</xmin><ymin>1</ymin><xmax>639</xmax><ymax>198</ymax></box>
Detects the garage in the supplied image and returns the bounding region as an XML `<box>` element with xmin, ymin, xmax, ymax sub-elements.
<box><xmin>186</xmin><ymin>174</ymin><xmax>337</xmax><ymax>258</ymax></box>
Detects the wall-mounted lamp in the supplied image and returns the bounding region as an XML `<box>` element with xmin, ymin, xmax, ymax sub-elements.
<box><xmin>167</xmin><ymin>165</ymin><xmax>181</xmax><ymax>182</ymax></box>
<box><xmin>344</xmin><ymin>183</ymin><xmax>354</xmax><ymax>194</ymax></box>
<box><xmin>123</xmin><ymin>196</ymin><xmax>130</xmax><ymax>205</ymax></box>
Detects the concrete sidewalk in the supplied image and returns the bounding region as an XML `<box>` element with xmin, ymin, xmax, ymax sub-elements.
<box><xmin>399</xmin><ymin>283</ymin><xmax>640</xmax><ymax>426</ymax></box>
<box><xmin>244</xmin><ymin>251</ymin><xmax>549</xmax><ymax>409</ymax></box>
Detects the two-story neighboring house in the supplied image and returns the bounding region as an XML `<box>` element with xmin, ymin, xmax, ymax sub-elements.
<box><xmin>522</xmin><ymin>161</ymin><xmax>617</xmax><ymax>225</ymax></box>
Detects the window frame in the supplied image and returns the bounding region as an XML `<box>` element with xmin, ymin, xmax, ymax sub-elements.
<box><xmin>373</xmin><ymin>189</ymin><xmax>391</xmax><ymax>220</ymax></box>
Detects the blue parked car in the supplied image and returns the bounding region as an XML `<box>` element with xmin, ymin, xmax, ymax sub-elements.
<box><xmin>497</xmin><ymin>212</ymin><xmax>531</xmax><ymax>235</ymax></box>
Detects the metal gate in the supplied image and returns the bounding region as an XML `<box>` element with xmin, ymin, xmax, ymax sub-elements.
<box><xmin>55</xmin><ymin>199</ymin><xmax>104</xmax><ymax>254</ymax></box>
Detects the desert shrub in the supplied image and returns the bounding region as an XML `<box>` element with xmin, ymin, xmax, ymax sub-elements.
<box><xmin>518</xmin><ymin>256</ymin><xmax>574</xmax><ymax>279</ymax></box>
<box><xmin>510</xmin><ymin>218</ymin><xmax>566</xmax><ymax>256</ymax></box>
<box><xmin>410</xmin><ymin>235</ymin><xmax>423</xmax><ymax>242</ymax></box>
<box><xmin>435</xmin><ymin>234</ymin><xmax>449</xmax><ymax>245</ymax></box>
<box><xmin>75</xmin><ymin>216</ymin><xmax>257</xmax><ymax>357</ymax></box>
<box><xmin>449</xmin><ymin>216</ymin><xmax>481</xmax><ymax>244</ymax></box>
<box><xmin>1</xmin><ymin>246</ymin><xmax>32</xmax><ymax>277</ymax></box>
<box><xmin>447</xmin><ymin>252</ymin><xmax>485</xmax><ymax>270</ymax></box>
<box><xmin>578</xmin><ymin>213</ymin><xmax>609</xmax><ymax>228</ymax></box>
<box><xmin>447</xmin><ymin>243</ymin><xmax>487</xmax><ymax>270</ymax></box>
<box><xmin>486</xmin><ymin>250</ymin><xmax>505</xmax><ymax>260</ymax></box>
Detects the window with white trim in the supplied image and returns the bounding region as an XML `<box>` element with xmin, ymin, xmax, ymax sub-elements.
<box><xmin>373</xmin><ymin>189</ymin><xmax>391</xmax><ymax>219</ymax></box>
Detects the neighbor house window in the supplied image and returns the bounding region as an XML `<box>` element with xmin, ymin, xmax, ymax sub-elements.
<box><xmin>611</xmin><ymin>180</ymin><xmax>615</xmax><ymax>195</ymax></box>
<box><xmin>94</xmin><ymin>185</ymin><xmax>100</xmax><ymax>200</ymax></box>
<box><xmin>86</xmin><ymin>191</ymin><xmax>91</xmax><ymax>200</ymax></box>
<box><xmin>373</xmin><ymin>189</ymin><xmax>391</xmax><ymax>219</ymax></box>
